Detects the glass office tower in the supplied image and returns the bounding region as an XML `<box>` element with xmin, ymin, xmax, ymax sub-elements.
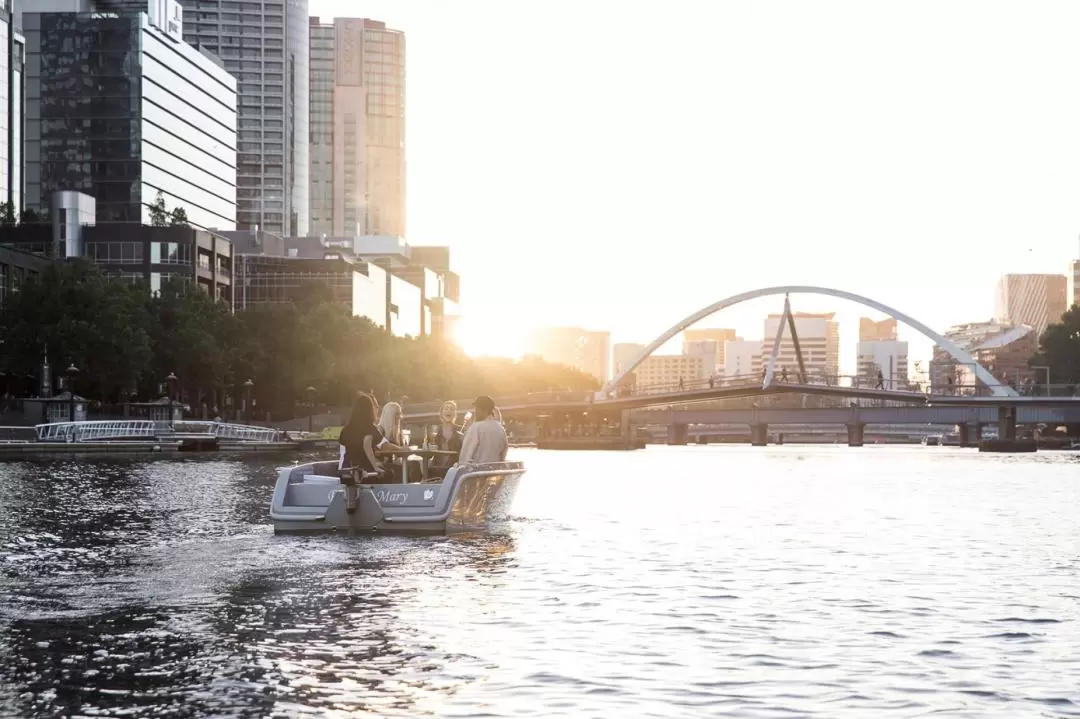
<box><xmin>23</xmin><ymin>7</ymin><xmax>238</xmax><ymax>229</ymax></box>
<box><xmin>179</xmin><ymin>0</ymin><xmax>308</xmax><ymax>236</ymax></box>
<box><xmin>309</xmin><ymin>17</ymin><xmax>405</xmax><ymax>239</ymax></box>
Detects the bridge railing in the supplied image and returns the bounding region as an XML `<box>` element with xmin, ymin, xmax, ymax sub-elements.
<box><xmin>35</xmin><ymin>420</ymin><xmax>158</xmax><ymax>442</ymax></box>
<box><xmin>403</xmin><ymin>380</ymin><xmax>1079</xmax><ymax>418</ymax></box>
<box><xmin>625</xmin><ymin>373</ymin><xmax>931</xmax><ymax>397</ymax></box>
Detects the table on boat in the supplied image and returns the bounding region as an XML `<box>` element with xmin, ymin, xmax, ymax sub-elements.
<box><xmin>375</xmin><ymin>448</ymin><xmax>458</xmax><ymax>483</ymax></box>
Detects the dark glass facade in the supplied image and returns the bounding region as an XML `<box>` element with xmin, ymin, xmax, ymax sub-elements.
<box><xmin>0</xmin><ymin>222</ymin><xmax>233</xmax><ymax>306</ymax></box>
<box><xmin>0</xmin><ymin>244</ymin><xmax>50</xmax><ymax>308</ymax></box>
<box><xmin>233</xmin><ymin>254</ymin><xmax>381</xmax><ymax>319</ymax></box>
<box><xmin>23</xmin><ymin>11</ymin><xmax>237</xmax><ymax>229</ymax></box>
<box><xmin>85</xmin><ymin>223</ymin><xmax>233</xmax><ymax>305</ymax></box>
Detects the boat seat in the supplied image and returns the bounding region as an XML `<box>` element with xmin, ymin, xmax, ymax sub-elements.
<box><xmin>303</xmin><ymin>474</ymin><xmax>340</xmax><ymax>484</ymax></box>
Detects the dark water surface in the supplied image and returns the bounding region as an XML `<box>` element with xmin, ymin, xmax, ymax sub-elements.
<box><xmin>1</xmin><ymin>446</ymin><xmax>1078</xmax><ymax>718</ymax></box>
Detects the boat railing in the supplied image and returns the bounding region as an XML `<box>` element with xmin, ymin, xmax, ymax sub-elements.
<box><xmin>35</xmin><ymin>420</ymin><xmax>158</xmax><ymax>442</ymax></box>
<box><xmin>457</xmin><ymin>460</ymin><xmax>526</xmax><ymax>474</ymax></box>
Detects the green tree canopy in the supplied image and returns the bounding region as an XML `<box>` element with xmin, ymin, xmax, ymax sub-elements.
<box><xmin>148</xmin><ymin>191</ymin><xmax>168</xmax><ymax>227</ymax></box>
<box><xmin>0</xmin><ymin>261</ymin><xmax>599</xmax><ymax>417</ymax></box>
<box><xmin>0</xmin><ymin>260</ymin><xmax>153</xmax><ymax>401</ymax></box>
<box><xmin>169</xmin><ymin>206</ymin><xmax>189</xmax><ymax>226</ymax></box>
<box><xmin>1030</xmin><ymin>305</ymin><xmax>1080</xmax><ymax>385</ymax></box>
<box><xmin>0</xmin><ymin>202</ymin><xmax>15</xmax><ymax>226</ymax></box>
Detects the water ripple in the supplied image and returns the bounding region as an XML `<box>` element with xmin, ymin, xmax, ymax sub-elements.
<box><xmin>1</xmin><ymin>447</ymin><xmax>1079</xmax><ymax>717</ymax></box>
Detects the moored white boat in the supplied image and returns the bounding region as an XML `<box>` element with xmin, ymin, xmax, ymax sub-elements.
<box><xmin>269</xmin><ymin>459</ymin><xmax>526</xmax><ymax>534</ymax></box>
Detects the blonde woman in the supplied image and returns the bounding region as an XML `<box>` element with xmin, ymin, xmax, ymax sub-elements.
<box><xmin>377</xmin><ymin>401</ymin><xmax>404</xmax><ymax>445</ymax></box>
<box><xmin>429</xmin><ymin>400</ymin><xmax>464</xmax><ymax>478</ymax></box>
<box><xmin>374</xmin><ymin>401</ymin><xmax>405</xmax><ymax>481</ymax></box>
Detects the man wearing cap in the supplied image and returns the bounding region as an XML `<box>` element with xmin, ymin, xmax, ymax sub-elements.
<box><xmin>458</xmin><ymin>395</ymin><xmax>508</xmax><ymax>465</ymax></box>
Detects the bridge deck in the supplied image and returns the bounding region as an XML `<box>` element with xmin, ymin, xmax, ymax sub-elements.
<box><xmin>403</xmin><ymin>383</ymin><xmax>1080</xmax><ymax>423</ymax></box>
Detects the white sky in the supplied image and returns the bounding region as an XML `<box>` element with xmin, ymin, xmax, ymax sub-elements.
<box><xmin>313</xmin><ymin>0</ymin><xmax>1080</xmax><ymax>369</ymax></box>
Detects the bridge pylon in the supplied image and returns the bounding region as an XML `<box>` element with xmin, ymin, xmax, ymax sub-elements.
<box><xmin>762</xmin><ymin>294</ymin><xmax>810</xmax><ymax>389</ymax></box>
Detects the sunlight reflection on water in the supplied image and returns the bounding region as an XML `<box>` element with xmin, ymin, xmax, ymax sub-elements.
<box><xmin>0</xmin><ymin>446</ymin><xmax>1078</xmax><ymax>718</ymax></box>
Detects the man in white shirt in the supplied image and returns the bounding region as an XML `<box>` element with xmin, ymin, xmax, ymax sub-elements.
<box><xmin>458</xmin><ymin>395</ymin><xmax>508</xmax><ymax>466</ymax></box>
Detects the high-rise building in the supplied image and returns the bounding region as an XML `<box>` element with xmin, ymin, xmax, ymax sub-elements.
<box><xmin>856</xmin><ymin>340</ymin><xmax>908</xmax><ymax>388</ymax></box>
<box><xmin>762</xmin><ymin>312</ymin><xmax>839</xmax><ymax>382</ymax></box>
<box><xmin>856</xmin><ymin>316</ymin><xmax>906</xmax><ymax>387</ymax></box>
<box><xmin>1</xmin><ymin>5</ymin><xmax>24</xmax><ymax>214</ymax></box>
<box><xmin>683</xmin><ymin>328</ymin><xmax>736</xmax><ymax>368</ymax></box>
<box><xmin>634</xmin><ymin>354</ymin><xmax>710</xmax><ymax>392</ymax></box>
<box><xmin>526</xmin><ymin>327</ymin><xmax>610</xmax><ymax>383</ymax></box>
<box><xmin>723</xmin><ymin>339</ymin><xmax>761</xmax><ymax>381</ymax></box>
<box><xmin>994</xmin><ymin>273</ymin><xmax>1068</xmax><ymax>335</ymax></box>
<box><xmin>930</xmin><ymin>321</ymin><xmax>1036</xmax><ymax>392</ymax></box>
<box><xmin>683</xmin><ymin>340</ymin><xmax>720</xmax><ymax>376</ymax></box>
<box><xmin>179</xmin><ymin>0</ymin><xmax>309</xmax><ymax>236</ymax></box>
<box><xmin>612</xmin><ymin>342</ymin><xmax>645</xmax><ymax>377</ymax></box>
<box><xmin>859</xmin><ymin>317</ymin><xmax>897</xmax><ymax>342</ymax></box>
<box><xmin>309</xmin><ymin>17</ymin><xmax>405</xmax><ymax>239</ymax></box>
<box><xmin>1068</xmin><ymin>259</ymin><xmax>1079</xmax><ymax>310</ymax></box>
<box><xmin>23</xmin><ymin>1</ymin><xmax>238</xmax><ymax>230</ymax></box>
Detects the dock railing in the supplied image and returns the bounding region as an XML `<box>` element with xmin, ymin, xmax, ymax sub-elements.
<box><xmin>34</xmin><ymin>420</ymin><xmax>285</xmax><ymax>443</ymax></box>
<box><xmin>35</xmin><ymin>420</ymin><xmax>158</xmax><ymax>442</ymax></box>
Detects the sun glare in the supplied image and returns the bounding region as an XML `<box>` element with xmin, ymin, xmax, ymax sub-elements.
<box><xmin>456</xmin><ymin>316</ymin><xmax>526</xmax><ymax>359</ymax></box>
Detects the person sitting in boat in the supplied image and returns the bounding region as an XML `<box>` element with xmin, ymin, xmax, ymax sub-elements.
<box><xmin>378</xmin><ymin>401</ymin><xmax>404</xmax><ymax>445</ymax></box>
<box><xmin>338</xmin><ymin>393</ymin><xmax>401</xmax><ymax>481</ymax></box>
<box><xmin>428</xmin><ymin>400</ymin><xmax>465</xmax><ymax>478</ymax></box>
<box><xmin>458</xmin><ymin>395</ymin><xmax>508</xmax><ymax>466</ymax></box>
<box><xmin>377</xmin><ymin>401</ymin><xmax>406</xmax><ymax>482</ymax></box>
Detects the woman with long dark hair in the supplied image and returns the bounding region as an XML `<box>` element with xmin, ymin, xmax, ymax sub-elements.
<box><xmin>338</xmin><ymin>393</ymin><xmax>395</xmax><ymax>478</ymax></box>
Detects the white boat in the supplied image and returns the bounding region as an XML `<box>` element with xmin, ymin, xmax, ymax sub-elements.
<box><xmin>269</xmin><ymin>459</ymin><xmax>526</xmax><ymax>534</ymax></box>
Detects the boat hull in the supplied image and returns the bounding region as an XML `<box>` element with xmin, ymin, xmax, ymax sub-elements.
<box><xmin>270</xmin><ymin>460</ymin><xmax>525</xmax><ymax>535</ymax></box>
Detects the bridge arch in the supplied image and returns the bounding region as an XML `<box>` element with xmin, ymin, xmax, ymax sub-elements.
<box><xmin>603</xmin><ymin>285</ymin><xmax>1017</xmax><ymax>398</ymax></box>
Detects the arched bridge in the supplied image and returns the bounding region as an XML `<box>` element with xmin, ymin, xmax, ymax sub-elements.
<box><xmin>602</xmin><ymin>285</ymin><xmax>1017</xmax><ymax>398</ymax></box>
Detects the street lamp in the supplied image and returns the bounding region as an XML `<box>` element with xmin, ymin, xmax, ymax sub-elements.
<box><xmin>305</xmin><ymin>385</ymin><xmax>316</xmax><ymax>433</ymax></box>
<box><xmin>166</xmin><ymin>372</ymin><xmax>178</xmax><ymax>422</ymax></box>
<box><xmin>65</xmin><ymin>363</ymin><xmax>79</xmax><ymax>422</ymax></box>
<box><xmin>243</xmin><ymin>378</ymin><xmax>254</xmax><ymax>423</ymax></box>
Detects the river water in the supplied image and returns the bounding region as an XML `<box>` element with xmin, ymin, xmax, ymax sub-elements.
<box><xmin>0</xmin><ymin>446</ymin><xmax>1078</xmax><ymax>718</ymax></box>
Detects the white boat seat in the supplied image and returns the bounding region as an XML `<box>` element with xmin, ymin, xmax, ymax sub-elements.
<box><xmin>303</xmin><ymin>474</ymin><xmax>341</xmax><ymax>484</ymax></box>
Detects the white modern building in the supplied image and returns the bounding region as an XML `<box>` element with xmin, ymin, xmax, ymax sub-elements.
<box><xmin>526</xmin><ymin>327</ymin><xmax>610</xmax><ymax>383</ymax></box>
<box><xmin>683</xmin><ymin>339</ymin><xmax>719</xmax><ymax>376</ymax></box>
<box><xmin>612</xmin><ymin>342</ymin><xmax>645</xmax><ymax>378</ymax></box>
<box><xmin>856</xmin><ymin>340</ymin><xmax>909</xmax><ymax>388</ymax></box>
<box><xmin>1</xmin><ymin>10</ymin><xmax>24</xmax><ymax>215</ymax></box>
<box><xmin>682</xmin><ymin>328</ymin><xmax>736</xmax><ymax>367</ymax></box>
<box><xmin>723</xmin><ymin>339</ymin><xmax>761</xmax><ymax>381</ymax></box>
<box><xmin>761</xmin><ymin>312</ymin><xmax>840</xmax><ymax>382</ymax></box>
<box><xmin>634</xmin><ymin>353</ymin><xmax>710</xmax><ymax>392</ymax></box>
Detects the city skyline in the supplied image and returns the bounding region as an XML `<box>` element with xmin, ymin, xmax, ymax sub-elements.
<box><xmin>527</xmin><ymin>265</ymin><xmax>1071</xmax><ymax>379</ymax></box>
<box><xmin>309</xmin><ymin>0</ymin><xmax>1080</xmax><ymax>362</ymax></box>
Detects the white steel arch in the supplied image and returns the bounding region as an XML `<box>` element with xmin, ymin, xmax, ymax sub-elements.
<box><xmin>603</xmin><ymin>285</ymin><xmax>1017</xmax><ymax>398</ymax></box>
